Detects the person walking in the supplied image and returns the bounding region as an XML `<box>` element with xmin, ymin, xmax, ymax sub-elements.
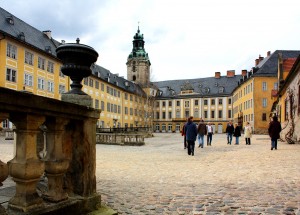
<box><xmin>197</xmin><ymin>119</ymin><xmax>207</xmax><ymax>148</ymax></box>
<box><xmin>244</xmin><ymin>122</ymin><xmax>252</xmax><ymax>145</ymax></box>
<box><xmin>185</xmin><ymin>116</ymin><xmax>198</xmax><ymax>156</ymax></box>
<box><xmin>233</xmin><ymin>123</ymin><xmax>241</xmax><ymax>145</ymax></box>
<box><xmin>206</xmin><ymin>122</ymin><xmax>214</xmax><ymax>146</ymax></box>
<box><xmin>226</xmin><ymin>121</ymin><xmax>234</xmax><ymax>145</ymax></box>
<box><xmin>181</xmin><ymin>119</ymin><xmax>188</xmax><ymax>149</ymax></box>
<box><xmin>268</xmin><ymin>116</ymin><xmax>282</xmax><ymax>150</ymax></box>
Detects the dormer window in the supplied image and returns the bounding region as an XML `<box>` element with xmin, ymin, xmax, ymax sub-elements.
<box><xmin>18</xmin><ymin>32</ymin><xmax>25</xmax><ymax>41</ymax></box>
<box><xmin>219</xmin><ymin>87</ymin><xmax>224</xmax><ymax>93</ymax></box>
<box><xmin>6</xmin><ymin>16</ymin><xmax>14</xmax><ymax>25</ymax></box>
<box><xmin>45</xmin><ymin>46</ymin><xmax>52</xmax><ymax>53</ymax></box>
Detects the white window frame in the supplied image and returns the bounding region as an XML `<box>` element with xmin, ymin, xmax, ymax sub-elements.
<box><xmin>38</xmin><ymin>78</ymin><xmax>45</xmax><ymax>90</ymax></box>
<box><xmin>262</xmin><ymin>82</ymin><xmax>267</xmax><ymax>91</ymax></box>
<box><xmin>262</xmin><ymin>98</ymin><xmax>267</xmax><ymax>107</ymax></box>
<box><xmin>25</xmin><ymin>51</ymin><xmax>34</xmax><ymax>65</ymax></box>
<box><xmin>24</xmin><ymin>73</ymin><xmax>33</xmax><ymax>87</ymax></box>
<box><xmin>38</xmin><ymin>57</ymin><xmax>45</xmax><ymax>70</ymax></box>
<box><xmin>6</xmin><ymin>68</ymin><xmax>17</xmax><ymax>82</ymax></box>
<box><xmin>7</xmin><ymin>43</ymin><xmax>17</xmax><ymax>59</ymax></box>
<box><xmin>47</xmin><ymin>81</ymin><xmax>54</xmax><ymax>93</ymax></box>
<box><xmin>47</xmin><ymin>61</ymin><xmax>54</xmax><ymax>73</ymax></box>
<box><xmin>59</xmin><ymin>84</ymin><xmax>65</xmax><ymax>94</ymax></box>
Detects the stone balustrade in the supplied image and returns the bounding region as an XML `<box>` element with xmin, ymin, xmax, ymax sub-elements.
<box><xmin>0</xmin><ymin>87</ymin><xmax>100</xmax><ymax>214</ymax></box>
<box><xmin>96</xmin><ymin>133</ymin><xmax>145</xmax><ymax>146</ymax></box>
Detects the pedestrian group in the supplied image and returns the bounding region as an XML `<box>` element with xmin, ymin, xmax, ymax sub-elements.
<box><xmin>181</xmin><ymin>116</ymin><xmax>282</xmax><ymax>156</ymax></box>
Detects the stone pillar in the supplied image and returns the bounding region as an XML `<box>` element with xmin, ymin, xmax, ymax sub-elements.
<box><xmin>43</xmin><ymin>117</ymin><xmax>69</xmax><ymax>202</ymax></box>
<box><xmin>8</xmin><ymin>113</ymin><xmax>45</xmax><ymax>212</ymax></box>
<box><xmin>0</xmin><ymin>113</ymin><xmax>9</xmax><ymax>187</ymax></box>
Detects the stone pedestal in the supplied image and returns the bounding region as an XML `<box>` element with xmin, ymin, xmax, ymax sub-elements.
<box><xmin>61</xmin><ymin>94</ymin><xmax>92</xmax><ymax>107</ymax></box>
<box><xmin>8</xmin><ymin>114</ymin><xmax>45</xmax><ymax>212</ymax></box>
<box><xmin>43</xmin><ymin>117</ymin><xmax>69</xmax><ymax>202</ymax></box>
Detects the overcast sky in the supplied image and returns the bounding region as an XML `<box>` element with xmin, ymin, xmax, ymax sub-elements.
<box><xmin>2</xmin><ymin>0</ymin><xmax>300</xmax><ymax>81</ymax></box>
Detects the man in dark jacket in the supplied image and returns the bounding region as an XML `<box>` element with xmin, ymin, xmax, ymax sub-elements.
<box><xmin>226</xmin><ymin>121</ymin><xmax>234</xmax><ymax>145</ymax></box>
<box><xmin>185</xmin><ymin>116</ymin><xmax>198</xmax><ymax>156</ymax></box>
<box><xmin>197</xmin><ymin>119</ymin><xmax>207</xmax><ymax>148</ymax></box>
<box><xmin>268</xmin><ymin>116</ymin><xmax>282</xmax><ymax>150</ymax></box>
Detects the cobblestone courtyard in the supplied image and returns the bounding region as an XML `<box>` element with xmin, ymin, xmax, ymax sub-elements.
<box><xmin>1</xmin><ymin>133</ymin><xmax>300</xmax><ymax>214</ymax></box>
<box><xmin>95</xmin><ymin>133</ymin><xmax>300</xmax><ymax>215</ymax></box>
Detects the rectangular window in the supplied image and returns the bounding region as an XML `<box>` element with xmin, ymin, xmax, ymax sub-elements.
<box><xmin>204</xmin><ymin>99</ymin><xmax>208</xmax><ymax>105</ymax></box>
<box><xmin>101</xmin><ymin>101</ymin><xmax>105</xmax><ymax>111</ymax></box>
<box><xmin>83</xmin><ymin>78</ymin><xmax>88</xmax><ymax>85</ymax></box>
<box><xmin>118</xmin><ymin>105</ymin><xmax>121</xmax><ymax>114</ymax></box>
<box><xmin>95</xmin><ymin>81</ymin><xmax>99</xmax><ymax>89</ymax></box>
<box><xmin>211</xmin><ymin>110</ymin><xmax>215</xmax><ymax>118</ymax></box>
<box><xmin>47</xmin><ymin>81</ymin><xmax>54</xmax><ymax>92</ymax></box>
<box><xmin>162</xmin><ymin>112</ymin><xmax>166</xmax><ymax>119</ymax></box>
<box><xmin>25</xmin><ymin>51</ymin><xmax>33</xmax><ymax>65</ymax></box>
<box><xmin>7</xmin><ymin>43</ymin><xmax>17</xmax><ymax>59</ymax></box>
<box><xmin>130</xmin><ymin>108</ymin><xmax>133</xmax><ymax>115</ymax></box>
<box><xmin>211</xmin><ymin>99</ymin><xmax>215</xmax><ymax>105</ymax></box>
<box><xmin>101</xmin><ymin>83</ymin><xmax>104</xmax><ymax>91</ymax></box>
<box><xmin>125</xmin><ymin>107</ymin><xmax>128</xmax><ymax>115</ymax></box>
<box><xmin>95</xmin><ymin>99</ymin><xmax>99</xmax><ymax>109</ymax></box>
<box><xmin>89</xmin><ymin>78</ymin><xmax>94</xmax><ymax>87</ymax></box>
<box><xmin>125</xmin><ymin>93</ymin><xmax>128</xmax><ymax>100</ymax></box>
<box><xmin>38</xmin><ymin>78</ymin><xmax>45</xmax><ymax>90</ymax></box>
<box><xmin>47</xmin><ymin>61</ymin><xmax>54</xmax><ymax>73</ymax></box>
<box><xmin>24</xmin><ymin>73</ymin><xmax>33</xmax><ymax>86</ymax></box>
<box><xmin>262</xmin><ymin>113</ymin><xmax>267</xmax><ymax>121</ymax></box>
<box><xmin>262</xmin><ymin>98</ymin><xmax>267</xmax><ymax>107</ymax></box>
<box><xmin>162</xmin><ymin>101</ymin><xmax>166</xmax><ymax>107</ymax></box>
<box><xmin>156</xmin><ymin>112</ymin><xmax>160</xmax><ymax>119</ymax></box>
<box><xmin>195</xmin><ymin>100</ymin><xmax>198</xmax><ymax>106</ymax></box>
<box><xmin>107</xmin><ymin>103</ymin><xmax>111</xmax><ymax>112</ymax></box>
<box><xmin>185</xmin><ymin>101</ymin><xmax>190</xmax><ymax>108</ymax></box>
<box><xmin>218</xmin><ymin>110</ymin><xmax>222</xmax><ymax>118</ymax></box>
<box><xmin>59</xmin><ymin>84</ymin><xmax>65</xmax><ymax>94</ymax></box>
<box><xmin>204</xmin><ymin>111</ymin><xmax>208</xmax><ymax>118</ymax></box>
<box><xmin>176</xmin><ymin>101</ymin><xmax>180</xmax><ymax>106</ymax></box>
<box><xmin>274</xmin><ymin>82</ymin><xmax>278</xmax><ymax>90</ymax></box>
<box><xmin>228</xmin><ymin>110</ymin><xmax>232</xmax><ymax>118</ymax></box>
<box><xmin>6</xmin><ymin>68</ymin><xmax>17</xmax><ymax>82</ymax></box>
<box><xmin>262</xmin><ymin>82</ymin><xmax>267</xmax><ymax>91</ymax></box>
<box><xmin>130</xmin><ymin>95</ymin><xmax>133</xmax><ymax>101</ymax></box>
<box><xmin>38</xmin><ymin>57</ymin><xmax>45</xmax><ymax>70</ymax></box>
<box><xmin>168</xmin><ymin>111</ymin><xmax>172</xmax><ymax>119</ymax></box>
<box><xmin>185</xmin><ymin>110</ymin><xmax>189</xmax><ymax>118</ymax></box>
<box><xmin>194</xmin><ymin>109</ymin><xmax>199</xmax><ymax>118</ymax></box>
<box><xmin>218</xmin><ymin>99</ymin><xmax>223</xmax><ymax>105</ymax></box>
<box><xmin>169</xmin><ymin>101</ymin><xmax>172</xmax><ymax>106</ymax></box>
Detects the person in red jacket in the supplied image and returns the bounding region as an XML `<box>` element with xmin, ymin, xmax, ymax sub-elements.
<box><xmin>268</xmin><ymin>116</ymin><xmax>282</xmax><ymax>150</ymax></box>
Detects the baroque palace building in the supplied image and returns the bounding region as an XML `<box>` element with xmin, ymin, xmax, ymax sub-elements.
<box><xmin>1</xmin><ymin>7</ymin><xmax>299</xmax><ymax>134</ymax></box>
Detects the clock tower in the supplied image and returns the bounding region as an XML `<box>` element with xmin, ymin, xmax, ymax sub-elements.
<box><xmin>126</xmin><ymin>26</ymin><xmax>151</xmax><ymax>87</ymax></box>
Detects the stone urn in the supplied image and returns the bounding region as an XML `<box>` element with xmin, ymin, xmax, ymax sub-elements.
<box><xmin>56</xmin><ymin>38</ymin><xmax>98</xmax><ymax>95</ymax></box>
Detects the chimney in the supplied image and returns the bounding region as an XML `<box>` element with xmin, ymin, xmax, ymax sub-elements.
<box><xmin>255</xmin><ymin>59</ymin><xmax>259</xmax><ymax>66</ymax></box>
<box><xmin>215</xmin><ymin>72</ymin><xmax>221</xmax><ymax>79</ymax></box>
<box><xmin>241</xmin><ymin>69</ymin><xmax>247</xmax><ymax>77</ymax></box>
<box><xmin>267</xmin><ymin>51</ymin><xmax>271</xmax><ymax>56</ymax></box>
<box><xmin>227</xmin><ymin>70</ymin><xmax>235</xmax><ymax>77</ymax></box>
<box><xmin>43</xmin><ymin>30</ymin><xmax>52</xmax><ymax>39</ymax></box>
<box><xmin>259</xmin><ymin>55</ymin><xmax>264</xmax><ymax>62</ymax></box>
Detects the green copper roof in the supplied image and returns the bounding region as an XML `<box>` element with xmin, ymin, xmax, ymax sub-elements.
<box><xmin>128</xmin><ymin>26</ymin><xmax>150</xmax><ymax>61</ymax></box>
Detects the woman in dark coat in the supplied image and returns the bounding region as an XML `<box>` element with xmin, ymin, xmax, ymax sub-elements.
<box><xmin>233</xmin><ymin>123</ymin><xmax>241</xmax><ymax>145</ymax></box>
<box><xmin>268</xmin><ymin>116</ymin><xmax>282</xmax><ymax>150</ymax></box>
